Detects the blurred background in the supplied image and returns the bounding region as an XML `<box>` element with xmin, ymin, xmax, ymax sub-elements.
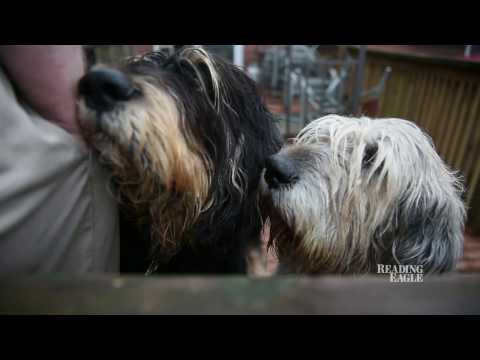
<box><xmin>83</xmin><ymin>45</ymin><xmax>480</xmax><ymax>272</ymax></box>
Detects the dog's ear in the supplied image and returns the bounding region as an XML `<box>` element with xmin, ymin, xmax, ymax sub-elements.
<box><xmin>386</xmin><ymin>199</ymin><xmax>463</xmax><ymax>274</ymax></box>
<box><xmin>177</xmin><ymin>47</ymin><xmax>221</xmax><ymax>110</ymax></box>
<box><xmin>193</xmin><ymin>62</ymin><xmax>217</xmax><ymax>101</ymax></box>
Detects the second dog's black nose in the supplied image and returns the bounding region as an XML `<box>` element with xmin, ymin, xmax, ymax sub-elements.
<box><xmin>78</xmin><ymin>68</ymin><xmax>138</xmax><ymax>111</ymax></box>
<box><xmin>264</xmin><ymin>154</ymin><xmax>298</xmax><ymax>189</ymax></box>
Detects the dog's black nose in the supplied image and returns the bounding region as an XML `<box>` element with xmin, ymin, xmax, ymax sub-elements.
<box><xmin>264</xmin><ymin>154</ymin><xmax>298</xmax><ymax>189</ymax></box>
<box><xmin>78</xmin><ymin>68</ymin><xmax>138</xmax><ymax>111</ymax></box>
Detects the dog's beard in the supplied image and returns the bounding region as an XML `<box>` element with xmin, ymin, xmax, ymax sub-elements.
<box><xmin>261</xmin><ymin>177</ymin><xmax>335</xmax><ymax>274</ymax></box>
<box><xmin>78</xmin><ymin>81</ymin><xmax>214</xmax><ymax>260</ymax></box>
<box><xmin>261</xmin><ymin>161</ymin><xmax>348</xmax><ymax>274</ymax></box>
<box><xmin>260</xmin><ymin>192</ymin><xmax>297</xmax><ymax>271</ymax></box>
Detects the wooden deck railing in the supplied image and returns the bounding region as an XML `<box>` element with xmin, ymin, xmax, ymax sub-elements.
<box><xmin>1</xmin><ymin>274</ymin><xmax>479</xmax><ymax>314</ymax></box>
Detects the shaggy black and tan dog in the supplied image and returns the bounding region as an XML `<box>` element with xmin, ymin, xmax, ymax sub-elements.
<box><xmin>77</xmin><ymin>46</ymin><xmax>282</xmax><ymax>274</ymax></box>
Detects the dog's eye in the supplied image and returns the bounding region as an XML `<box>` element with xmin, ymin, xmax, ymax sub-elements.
<box><xmin>130</xmin><ymin>87</ymin><xmax>143</xmax><ymax>98</ymax></box>
<box><xmin>362</xmin><ymin>143</ymin><xmax>378</xmax><ymax>168</ymax></box>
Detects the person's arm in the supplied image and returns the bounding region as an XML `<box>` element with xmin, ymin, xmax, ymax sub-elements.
<box><xmin>0</xmin><ymin>45</ymin><xmax>85</xmax><ymax>134</ymax></box>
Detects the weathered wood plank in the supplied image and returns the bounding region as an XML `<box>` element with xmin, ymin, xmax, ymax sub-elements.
<box><xmin>447</xmin><ymin>82</ymin><xmax>472</xmax><ymax>166</ymax></box>
<box><xmin>409</xmin><ymin>71</ymin><xmax>428</xmax><ymax>124</ymax></box>
<box><xmin>0</xmin><ymin>274</ymin><xmax>479</xmax><ymax>315</ymax></box>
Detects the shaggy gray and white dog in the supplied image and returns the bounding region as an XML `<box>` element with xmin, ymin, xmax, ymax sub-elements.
<box><xmin>261</xmin><ymin>115</ymin><xmax>466</xmax><ymax>274</ymax></box>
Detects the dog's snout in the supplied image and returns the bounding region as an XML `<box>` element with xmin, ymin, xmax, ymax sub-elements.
<box><xmin>264</xmin><ymin>154</ymin><xmax>298</xmax><ymax>189</ymax></box>
<box><xmin>78</xmin><ymin>68</ymin><xmax>138</xmax><ymax>111</ymax></box>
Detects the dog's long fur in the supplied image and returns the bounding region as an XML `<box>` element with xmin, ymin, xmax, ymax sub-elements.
<box><xmin>78</xmin><ymin>47</ymin><xmax>282</xmax><ymax>274</ymax></box>
<box><xmin>262</xmin><ymin>115</ymin><xmax>465</xmax><ymax>274</ymax></box>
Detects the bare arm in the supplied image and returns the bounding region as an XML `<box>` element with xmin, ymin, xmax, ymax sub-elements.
<box><xmin>0</xmin><ymin>45</ymin><xmax>85</xmax><ymax>134</ymax></box>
